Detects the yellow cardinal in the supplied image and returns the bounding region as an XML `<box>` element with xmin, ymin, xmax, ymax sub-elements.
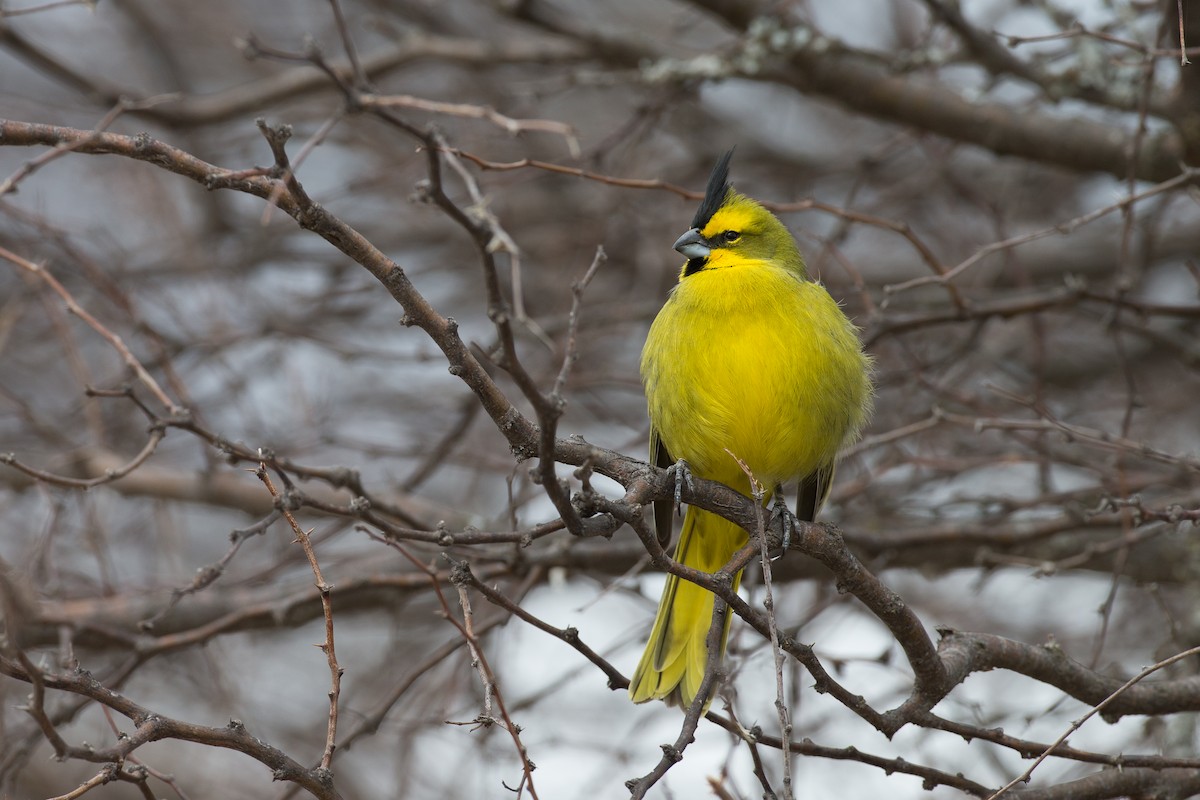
<box><xmin>629</xmin><ymin>151</ymin><xmax>873</xmax><ymax>708</ymax></box>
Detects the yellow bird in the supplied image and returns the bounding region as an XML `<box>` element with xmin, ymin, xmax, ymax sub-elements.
<box><xmin>629</xmin><ymin>151</ymin><xmax>873</xmax><ymax>708</ymax></box>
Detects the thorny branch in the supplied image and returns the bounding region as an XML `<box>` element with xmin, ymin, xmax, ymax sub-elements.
<box><xmin>255</xmin><ymin>466</ymin><xmax>342</xmax><ymax>773</ymax></box>
<box><xmin>447</xmin><ymin>564</ymin><xmax>540</xmax><ymax>800</ymax></box>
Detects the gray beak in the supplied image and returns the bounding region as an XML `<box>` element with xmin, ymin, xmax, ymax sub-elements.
<box><xmin>673</xmin><ymin>228</ymin><xmax>710</xmax><ymax>260</ymax></box>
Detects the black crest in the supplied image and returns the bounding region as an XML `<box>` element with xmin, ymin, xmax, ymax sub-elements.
<box><xmin>690</xmin><ymin>148</ymin><xmax>735</xmax><ymax>231</ymax></box>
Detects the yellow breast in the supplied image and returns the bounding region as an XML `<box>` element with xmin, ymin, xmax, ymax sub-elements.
<box><xmin>641</xmin><ymin>260</ymin><xmax>870</xmax><ymax>491</ymax></box>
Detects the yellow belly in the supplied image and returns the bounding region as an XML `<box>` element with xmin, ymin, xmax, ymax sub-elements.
<box><xmin>641</xmin><ymin>260</ymin><xmax>870</xmax><ymax>492</ymax></box>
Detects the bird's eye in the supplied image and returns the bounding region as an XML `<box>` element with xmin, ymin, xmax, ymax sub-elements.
<box><xmin>722</xmin><ymin>230</ymin><xmax>740</xmax><ymax>242</ymax></box>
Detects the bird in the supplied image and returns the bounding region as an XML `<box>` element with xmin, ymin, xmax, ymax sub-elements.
<box><xmin>628</xmin><ymin>150</ymin><xmax>873</xmax><ymax>709</ymax></box>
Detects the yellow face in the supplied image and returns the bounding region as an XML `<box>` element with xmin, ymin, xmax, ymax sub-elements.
<box><xmin>679</xmin><ymin>192</ymin><xmax>803</xmax><ymax>276</ymax></box>
<box><xmin>695</xmin><ymin>199</ymin><xmax>770</xmax><ymax>270</ymax></box>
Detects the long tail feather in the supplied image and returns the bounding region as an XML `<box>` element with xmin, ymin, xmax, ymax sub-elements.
<box><xmin>629</xmin><ymin>506</ymin><xmax>747</xmax><ymax>707</ymax></box>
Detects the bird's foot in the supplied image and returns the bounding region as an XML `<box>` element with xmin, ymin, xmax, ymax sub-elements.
<box><xmin>769</xmin><ymin>495</ymin><xmax>799</xmax><ymax>558</ymax></box>
<box><xmin>666</xmin><ymin>459</ymin><xmax>694</xmax><ymax>516</ymax></box>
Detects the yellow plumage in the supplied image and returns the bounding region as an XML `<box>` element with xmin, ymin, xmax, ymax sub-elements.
<box><xmin>629</xmin><ymin>151</ymin><xmax>873</xmax><ymax>708</ymax></box>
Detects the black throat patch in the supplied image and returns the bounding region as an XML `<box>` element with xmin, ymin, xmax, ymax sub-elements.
<box><xmin>691</xmin><ymin>148</ymin><xmax>735</xmax><ymax>231</ymax></box>
<box><xmin>682</xmin><ymin>257</ymin><xmax>707</xmax><ymax>276</ymax></box>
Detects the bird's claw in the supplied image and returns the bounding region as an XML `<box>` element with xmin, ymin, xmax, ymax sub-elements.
<box><xmin>667</xmin><ymin>459</ymin><xmax>694</xmax><ymax>516</ymax></box>
<box><xmin>769</xmin><ymin>495</ymin><xmax>799</xmax><ymax>560</ymax></box>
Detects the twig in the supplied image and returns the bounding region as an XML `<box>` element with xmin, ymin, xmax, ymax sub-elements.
<box><xmin>15</xmin><ymin>651</ymin><xmax>72</xmax><ymax>757</ymax></box>
<box><xmin>97</xmin><ymin>705</ymin><xmax>193</xmax><ymax>800</ymax></box>
<box><xmin>365</xmin><ymin>528</ymin><xmax>539</xmax><ymax>798</ymax></box>
<box><xmin>455</xmin><ymin>561</ymin><xmax>627</xmax><ymax>689</ymax></box>
<box><xmin>0</xmin><ymin>245</ymin><xmax>180</xmax><ymax>412</ymax></box>
<box><xmin>987</xmin><ymin>644</ymin><xmax>1200</xmax><ymax>799</ymax></box>
<box><xmin>325</xmin><ymin>0</ymin><xmax>366</xmax><ymax>87</ymax></box>
<box><xmin>260</xmin><ymin>111</ymin><xmax>347</xmax><ymax>225</ymax></box>
<box><xmin>939</xmin><ymin>395</ymin><xmax>1200</xmax><ymax>472</ymax></box>
<box><xmin>772</xmin><ymin>197</ymin><xmax>961</xmax><ymax>311</ymax></box>
<box><xmin>438</xmin><ymin>143</ymin><xmax>555</xmax><ymax>350</ymax></box>
<box><xmin>335</xmin><ymin>540</ymin><xmax>540</xmax><ymax>760</ymax></box>
<box><xmin>446</xmin><ymin>147</ymin><xmax>694</xmax><ymax>197</ymax></box>
<box><xmin>626</xmin><ymin>595</ymin><xmax>729</xmax><ymax>799</ymax></box>
<box><xmin>361</xmin><ymin>94</ymin><xmax>579</xmax><ymax>155</ymax></box>
<box><xmin>1000</xmin><ymin>20</ymin><xmax>1200</xmax><ymax>60</ymax></box>
<box><xmin>1179</xmin><ymin>0</ymin><xmax>1191</xmax><ymax>66</ymax></box>
<box><xmin>0</xmin><ymin>0</ymin><xmax>97</xmax><ymax>17</ymax></box>
<box><xmin>914</xmin><ymin>708</ymin><xmax>1200</xmax><ymax>769</ymax></box>
<box><xmin>138</xmin><ymin>511</ymin><xmax>280</xmax><ymax>631</ymax></box>
<box><xmin>401</xmin><ymin>396</ymin><xmax>481</xmax><ymax>491</ymax></box>
<box><xmin>256</xmin><ymin>465</ymin><xmax>342</xmax><ymax>773</ymax></box>
<box><xmin>445</xmin><ymin>559</ymin><xmax>540</xmax><ymax>800</ymax></box>
<box><xmin>553</xmin><ymin>245</ymin><xmax>606</xmax><ymax>399</ymax></box>
<box><xmin>415</xmin><ymin>133</ymin><xmax>586</xmax><ymax>535</ymax></box>
<box><xmin>884</xmin><ymin>167</ymin><xmax>1199</xmax><ymax>295</ymax></box>
<box><xmin>1</xmin><ymin>428</ymin><xmax>164</xmax><ymax>489</ymax></box>
<box><xmin>728</xmin><ymin>452</ymin><xmax>794</xmax><ymax>800</ymax></box>
<box><xmin>719</xmin><ymin>708</ymin><xmax>780</xmax><ymax>799</ymax></box>
<box><xmin>705</xmin><ymin>711</ymin><xmax>993</xmax><ymax>796</ymax></box>
<box><xmin>453</xmin><ymin>578</ymin><xmax>496</xmax><ymax>718</ymax></box>
<box><xmin>46</xmin><ymin>764</ymin><xmax>118</xmax><ymax>800</ymax></box>
<box><xmin>0</xmin><ymin>101</ymin><xmax>125</xmax><ymax>197</ymax></box>
<box><xmin>841</xmin><ymin>411</ymin><xmax>943</xmax><ymax>458</ymax></box>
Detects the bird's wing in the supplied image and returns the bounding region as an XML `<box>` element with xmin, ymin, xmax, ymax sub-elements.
<box><xmin>651</xmin><ymin>428</ymin><xmax>675</xmax><ymax>549</ymax></box>
<box><xmin>796</xmin><ymin>463</ymin><xmax>836</xmax><ymax>522</ymax></box>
